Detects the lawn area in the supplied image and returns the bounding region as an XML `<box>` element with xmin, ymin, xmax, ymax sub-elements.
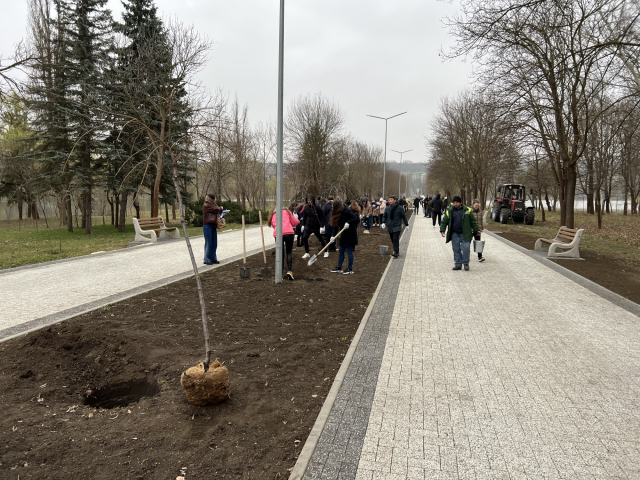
<box><xmin>485</xmin><ymin>209</ymin><xmax>640</xmax><ymax>262</ymax></box>
<box><xmin>0</xmin><ymin>217</ymin><xmax>241</xmax><ymax>270</ymax></box>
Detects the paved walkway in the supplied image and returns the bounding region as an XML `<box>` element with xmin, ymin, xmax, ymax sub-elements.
<box><xmin>298</xmin><ymin>214</ymin><xmax>640</xmax><ymax>479</ymax></box>
<box><xmin>0</xmin><ymin>227</ymin><xmax>271</xmax><ymax>341</ymax></box>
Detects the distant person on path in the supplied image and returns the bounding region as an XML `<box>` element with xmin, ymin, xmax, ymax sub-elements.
<box><xmin>440</xmin><ymin>196</ymin><xmax>479</xmax><ymax>271</ymax></box>
<box><xmin>431</xmin><ymin>194</ymin><xmax>443</xmax><ymax>227</ymax></box>
<box><xmin>202</xmin><ymin>194</ymin><xmax>223</xmax><ymax>265</ymax></box>
<box><xmin>471</xmin><ymin>199</ymin><xmax>485</xmax><ymax>262</ymax></box>
<box><xmin>329</xmin><ymin>200</ymin><xmax>360</xmax><ymax>275</ymax></box>
<box><xmin>371</xmin><ymin>200</ymin><xmax>380</xmax><ymax>227</ymax></box>
<box><xmin>413</xmin><ymin>196</ymin><xmax>420</xmax><ymax>215</ymax></box>
<box><xmin>362</xmin><ymin>198</ymin><xmax>372</xmax><ymax>233</ymax></box>
<box><xmin>382</xmin><ymin>195</ymin><xmax>409</xmax><ymax>258</ymax></box>
<box><xmin>323</xmin><ymin>196</ymin><xmax>335</xmax><ymax>257</ymax></box>
<box><xmin>378</xmin><ymin>198</ymin><xmax>387</xmax><ymax>227</ymax></box>
<box><xmin>268</xmin><ymin>204</ymin><xmax>299</xmax><ymax>280</ymax></box>
<box><xmin>300</xmin><ymin>194</ymin><xmax>327</xmax><ymax>259</ymax></box>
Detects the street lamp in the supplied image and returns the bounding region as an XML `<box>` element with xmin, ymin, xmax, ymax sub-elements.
<box><xmin>274</xmin><ymin>0</ymin><xmax>285</xmax><ymax>283</ymax></box>
<box><xmin>391</xmin><ymin>149</ymin><xmax>412</xmax><ymax>198</ymax></box>
<box><xmin>367</xmin><ymin>111</ymin><xmax>407</xmax><ymax>199</ymax></box>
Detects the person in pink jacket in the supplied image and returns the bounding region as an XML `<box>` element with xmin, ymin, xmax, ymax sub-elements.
<box><xmin>268</xmin><ymin>205</ymin><xmax>299</xmax><ymax>280</ymax></box>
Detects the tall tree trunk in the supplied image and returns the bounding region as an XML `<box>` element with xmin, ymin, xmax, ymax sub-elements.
<box><xmin>118</xmin><ymin>192</ymin><xmax>127</xmax><ymax>232</ymax></box>
<box><xmin>115</xmin><ymin>194</ymin><xmax>120</xmax><ymax>227</ymax></box>
<box><xmin>66</xmin><ymin>194</ymin><xmax>73</xmax><ymax>232</ymax></box>
<box><xmin>596</xmin><ymin>189</ymin><xmax>602</xmax><ymax>229</ymax></box>
<box><xmin>84</xmin><ymin>190</ymin><xmax>92</xmax><ymax>234</ymax></box>
<box><xmin>165</xmin><ymin>202</ymin><xmax>170</xmax><ymax>223</ymax></box>
<box><xmin>134</xmin><ymin>195</ymin><xmax>140</xmax><ymax>219</ymax></box>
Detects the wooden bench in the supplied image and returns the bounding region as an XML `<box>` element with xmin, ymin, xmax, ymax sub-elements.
<box><xmin>132</xmin><ymin>217</ymin><xmax>180</xmax><ymax>243</ymax></box>
<box><xmin>534</xmin><ymin>226</ymin><xmax>585</xmax><ymax>258</ymax></box>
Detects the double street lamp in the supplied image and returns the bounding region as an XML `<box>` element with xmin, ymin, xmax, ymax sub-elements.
<box><xmin>367</xmin><ymin>111</ymin><xmax>407</xmax><ymax>199</ymax></box>
<box><xmin>391</xmin><ymin>149</ymin><xmax>412</xmax><ymax>197</ymax></box>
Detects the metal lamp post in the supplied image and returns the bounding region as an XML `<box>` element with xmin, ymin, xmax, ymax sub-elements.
<box><xmin>391</xmin><ymin>149</ymin><xmax>412</xmax><ymax>198</ymax></box>
<box><xmin>367</xmin><ymin>111</ymin><xmax>406</xmax><ymax>199</ymax></box>
<box><xmin>274</xmin><ymin>0</ymin><xmax>285</xmax><ymax>283</ymax></box>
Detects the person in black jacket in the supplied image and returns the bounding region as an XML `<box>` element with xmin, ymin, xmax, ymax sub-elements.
<box><xmin>329</xmin><ymin>200</ymin><xmax>359</xmax><ymax>274</ymax></box>
<box><xmin>300</xmin><ymin>194</ymin><xmax>327</xmax><ymax>259</ymax></box>
<box><xmin>382</xmin><ymin>196</ymin><xmax>409</xmax><ymax>258</ymax></box>
<box><xmin>323</xmin><ymin>197</ymin><xmax>335</xmax><ymax>255</ymax></box>
<box><xmin>413</xmin><ymin>196</ymin><xmax>420</xmax><ymax>215</ymax></box>
<box><xmin>431</xmin><ymin>194</ymin><xmax>444</xmax><ymax>227</ymax></box>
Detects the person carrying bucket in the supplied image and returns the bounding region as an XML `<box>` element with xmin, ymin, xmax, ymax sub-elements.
<box><xmin>471</xmin><ymin>199</ymin><xmax>485</xmax><ymax>262</ymax></box>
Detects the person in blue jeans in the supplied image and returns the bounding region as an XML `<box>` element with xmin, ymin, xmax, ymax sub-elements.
<box><xmin>202</xmin><ymin>194</ymin><xmax>223</xmax><ymax>265</ymax></box>
<box><xmin>328</xmin><ymin>200</ymin><xmax>359</xmax><ymax>275</ymax></box>
<box><xmin>439</xmin><ymin>196</ymin><xmax>480</xmax><ymax>271</ymax></box>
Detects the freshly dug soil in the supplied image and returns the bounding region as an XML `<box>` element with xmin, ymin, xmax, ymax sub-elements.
<box><xmin>0</xmin><ymin>225</ymin><xmax>399</xmax><ymax>480</ymax></box>
<box><xmin>492</xmin><ymin>230</ymin><xmax>640</xmax><ymax>305</ymax></box>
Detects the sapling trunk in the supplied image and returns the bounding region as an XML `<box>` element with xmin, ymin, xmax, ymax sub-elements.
<box><xmin>171</xmin><ymin>166</ymin><xmax>212</xmax><ymax>369</ymax></box>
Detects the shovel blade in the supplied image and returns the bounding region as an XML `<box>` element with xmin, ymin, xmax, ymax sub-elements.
<box><xmin>260</xmin><ymin>266</ymin><xmax>272</xmax><ymax>277</ymax></box>
<box><xmin>239</xmin><ymin>267</ymin><xmax>251</xmax><ymax>278</ymax></box>
<box><xmin>307</xmin><ymin>254</ymin><xmax>318</xmax><ymax>266</ymax></box>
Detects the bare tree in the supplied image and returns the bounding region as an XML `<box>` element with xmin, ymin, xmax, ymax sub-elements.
<box><xmin>445</xmin><ymin>0</ymin><xmax>639</xmax><ymax>227</ymax></box>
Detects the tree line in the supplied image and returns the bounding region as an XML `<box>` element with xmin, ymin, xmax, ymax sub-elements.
<box><xmin>0</xmin><ymin>0</ymin><xmax>400</xmax><ymax>235</ymax></box>
<box><xmin>426</xmin><ymin>0</ymin><xmax>640</xmax><ymax>229</ymax></box>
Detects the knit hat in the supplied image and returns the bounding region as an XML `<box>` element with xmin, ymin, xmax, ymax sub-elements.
<box><xmin>452</xmin><ymin>196</ymin><xmax>462</xmax><ymax>203</ymax></box>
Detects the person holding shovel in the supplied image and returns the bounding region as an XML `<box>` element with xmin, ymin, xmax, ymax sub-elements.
<box><xmin>203</xmin><ymin>194</ymin><xmax>223</xmax><ymax>265</ymax></box>
<box><xmin>300</xmin><ymin>194</ymin><xmax>327</xmax><ymax>259</ymax></box>
<box><xmin>268</xmin><ymin>204</ymin><xmax>299</xmax><ymax>280</ymax></box>
<box><xmin>381</xmin><ymin>195</ymin><xmax>409</xmax><ymax>258</ymax></box>
<box><xmin>329</xmin><ymin>200</ymin><xmax>360</xmax><ymax>275</ymax></box>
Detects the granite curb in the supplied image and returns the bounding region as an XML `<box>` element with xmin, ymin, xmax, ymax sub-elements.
<box><xmin>0</xmin><ymin>243</ymin><xmax>273</xmax><ymax>344</ymax></box>
<box><xmin>291</xmin><ymin>217</ymin><xmax>414</xmax><ymax>480</ymax></box>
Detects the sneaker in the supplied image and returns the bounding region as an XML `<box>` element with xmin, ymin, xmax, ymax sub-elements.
<box><xmin>452</xmin><ymin>265</ymin><xmax>462</xmax><ymax>270</ymax></box>
<box><xmin>464</xmin><ymin>264</ymin><xmax>470</xmax><ymax>271</ymax></box>
<box><xmin>286</xmin><ymin>271</ymin><xmax>294</xmax><ymax>280</ymax></box>
<box><xmin>364</xmin><ymin>230</ymin><xmax>370</xmax><ymax>234</ymax></box>
<box><xmin>204</xmin><ymin>262</ymin><xmax>213</xmax><ymax>265</ymax></box>
<box><xmin>330</xmin><ymin>266</ymin><xmax>342</xmax><ymax>273</ymax></box>
<box><xmin>479</xmin><ymin>257</ymin><xmax>485</xmax><ymax>262</ymax></box>
<box><xmin>323</xmin><ymin>251</ymin><xmax>329</xmax><ymax>258</ymax></box>
<box><xmin>342</xmin><ymin>268</ymin><xmax>354</xmax><ymax>275</ymax></box>
<box><xmin>392</xmin><ymin>252</ymin><xmax>399</xmax><ymax>258</ymax></box>
<box><xmin>212</xmin><ymin>260</ymin><xmax>220</xmax><ymax>264</ymax></box>
<box><xmin>302</xmin><ymin>253</ymin><xmax>310</xmax><ymax>259</ymax></box>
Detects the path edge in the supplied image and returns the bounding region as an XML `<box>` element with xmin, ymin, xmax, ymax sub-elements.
<box><xmin>289</xmin><ymin>218</ymin><xmax>412</xmax><ymax>480</ymax></box>
<box><xmin>484</xmin><ymin>229</ymin><xmax>640</xmax><ymax>318</ymax></box>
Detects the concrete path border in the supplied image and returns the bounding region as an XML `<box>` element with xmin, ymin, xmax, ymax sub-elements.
<box><xmin>290</xmin><ymin>218</ymin><xmax>413</xmax><ymax>480</ymax></box>
<box><xmin>0</xmin><ymin>243</ymin><xmax>273</xmax><ymax>344</ymax></box>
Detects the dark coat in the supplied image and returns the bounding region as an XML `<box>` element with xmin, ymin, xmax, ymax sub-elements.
<box><xmin>413</xmin><ymin>197</ymin><xmax>420</xmax><ymax>207</ymax></box>
<box><xmin>323</xmin><ymin>201</ymin><xmax>334</xmax><ymax>236</ymax></box>
<box><xmin>440</xmin><ymin>204</ymin><xmax>480</xmax><ymax>242</ymax></box>
<box><xmin>382</xmin><ymin>203</ymin><xmax>409</xmax><ymax>233</ymax></box>
<box><xmin>301</xmin><ymin>203</ymin><xmax>325</xmax><ymax>230</ymax></box>
<box><xmin>203</xmin><ymin>200</ymin><xmax>222</xmax><ymax>225</ymax></box>
<box><xmin>334</xmin><ymin>207</ymin><xmax>359</xmax><ymax>248</ymax></box>
<box><xmin>431</xmin><ymin>198</ymin><xmax>443</xmax><ymax>213</ymax></box>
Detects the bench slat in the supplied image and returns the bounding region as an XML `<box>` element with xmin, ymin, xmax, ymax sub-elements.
<box><xmin>559</xmin><ymin>227</ymin><xmax>578</xmax><ymax>233</ymax></box>
<box><xmin>557</xmin><ymin>233</ymin><xmax>576</xmax><ymax>241</ymax></box>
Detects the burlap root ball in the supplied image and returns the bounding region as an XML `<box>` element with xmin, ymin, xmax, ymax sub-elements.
<box><xmin>180</xmin><ymin>359</ymin><xmax>230</xmax><ymax>407</ymax></box>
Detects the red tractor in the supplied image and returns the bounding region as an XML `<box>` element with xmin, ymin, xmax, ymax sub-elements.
<box><xmin>491</xmin><ymin>184</ymin><xmax>535</xmax><ymax>225</ymax></box>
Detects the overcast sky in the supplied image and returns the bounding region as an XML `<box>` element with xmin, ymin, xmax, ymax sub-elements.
<box><xmin>0</xmin><ymin>0</ymin><xmax>473</xmax><ymax>166</ymax></box>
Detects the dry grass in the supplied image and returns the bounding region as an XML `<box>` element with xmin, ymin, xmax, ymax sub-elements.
<box><xmin>485</xmin><ymin>209</ymin><xmax>640</xmax><ymax>261</ymax></box>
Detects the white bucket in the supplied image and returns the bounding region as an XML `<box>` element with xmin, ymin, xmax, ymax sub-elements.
<box><xmin>473</xmin><ymin>239</ymin><xmax>485</xmax><ymax>253</ymax></box>
<box><xmin>379</xmin><ymin>245</ymin><xmax>388</xmax><ymax>255</ymax></box>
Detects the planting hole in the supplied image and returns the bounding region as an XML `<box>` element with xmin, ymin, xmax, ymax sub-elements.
<box><xmin>83</xmin><ymin>378</ymin><xmax>160</xmax><ymax>409</ymax></box>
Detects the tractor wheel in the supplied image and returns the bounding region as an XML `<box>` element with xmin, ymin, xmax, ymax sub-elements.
<box><xmin>492</xmin><ymin>206</ymin><xmax>500</xmax><ymax>222</ymax></box>
<box><xmin>500</xmin><ymin>208</ymin><xmax>510</xmax><ymax>224</ymax></box>
<box><xmin>525</xmin><ymin>208</ymin><xmax>535</xmax><ymax>225</ymax></box>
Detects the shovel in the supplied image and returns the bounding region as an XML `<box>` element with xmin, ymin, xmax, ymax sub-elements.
<box><xmin>258</xmin><ymin>211</ymin><xmax>272</xmax><ymax>277</ymax></box>
<box><xmin>239</xmin><ymin>215</ymin><xmax>251</xmax><ymax>278</ymax></box>
<box><xmin>307</xmin><ymin>226</ymin><xmax>348</xmax><ymax>266</ymax></box>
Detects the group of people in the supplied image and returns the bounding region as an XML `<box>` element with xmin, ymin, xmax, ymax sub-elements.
<box><xmin>200</xmin><ymin>191</ymin><xmax>485</xmax><ymax>279</ymax></box>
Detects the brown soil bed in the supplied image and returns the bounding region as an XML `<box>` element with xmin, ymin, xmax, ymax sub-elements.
<box><xmin>492</xmin><ymin>230</ymin><xmax>640</xmax><ymax>305</ymax></box>
<box><xmin>0</xmin><ymin>225</ymin><xmax>399</xmax><ymax>479</ymax></box>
